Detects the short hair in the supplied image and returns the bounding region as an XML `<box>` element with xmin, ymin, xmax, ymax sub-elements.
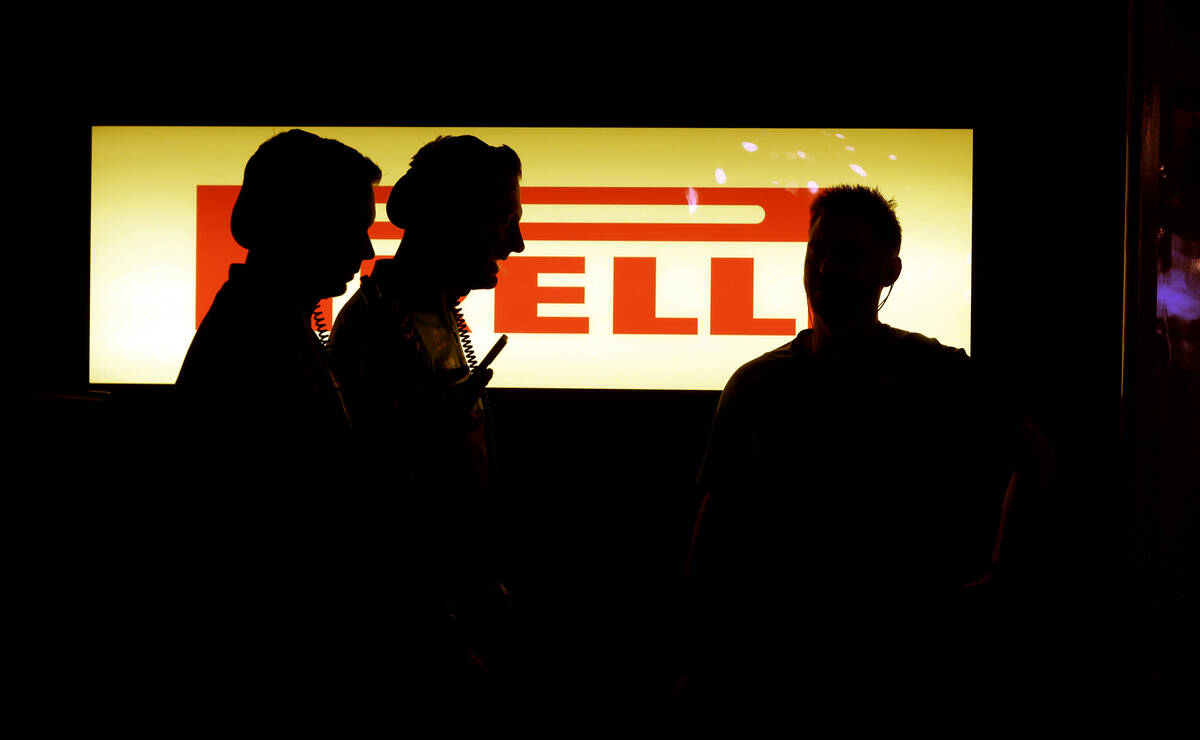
<box><xmin>231</xmin><ymin>129</ymin><xmax>382</xmax><ymax>251</ymax></box>
<box><xmin>809</xmin><ymin>184</ymin><xmax>902</xmax><ymax>256</ymax></box>
<box><xmin>386</xmin><ymin>135</ymin><xmax>522</xmax><ymax>229</ymax></box>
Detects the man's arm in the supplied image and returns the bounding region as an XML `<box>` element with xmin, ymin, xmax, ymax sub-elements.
<box><xmin>984</xmin><ymin>413</ymin><xmax>1055</xmax><ymax>584</ymax></box>
<box><xmin>681</xmin><ymin>373</ymin><xmax>753</xmax><ymax>691</ymax></box>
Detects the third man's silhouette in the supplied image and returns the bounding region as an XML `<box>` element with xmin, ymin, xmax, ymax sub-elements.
<box><xmin>684</xmin><ymin>184</ymin><xmax>1024</xmax><ymax>718</ymax></box>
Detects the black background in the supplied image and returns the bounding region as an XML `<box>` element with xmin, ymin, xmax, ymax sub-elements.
<box><xmin>13</xmin><ymin>3</ymin><xmax>1169</xmax><ymax>724</ymax></box>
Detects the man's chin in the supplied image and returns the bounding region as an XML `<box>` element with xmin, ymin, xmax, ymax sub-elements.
<box><xmin>320</xmin><ymin>282</ymin><xmax>350</xmax><ymax>300</ymax></box>
<box><xmin>450</xmin><ymin>271</ymin><xmax>499</xmax><ymax>295</ymax></box>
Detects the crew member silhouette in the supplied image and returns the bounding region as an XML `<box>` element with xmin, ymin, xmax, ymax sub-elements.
<box><xmin>329</xmin><ymin>134</ymin><xmax>524</xmax><ymax>703</ymax></box>
<box><xmin>683</xmin><ymin>185</ymin><xmax>1022</xmax><ymax>718</ymax></box>
<box><xmin>170</xmin><ymin>129</ymin><xmax>383</xmax><ymax>720</ymax></box>
<box><xmin>177</xmin><ymin>128</ymin><xmax>379</xmax><ymax>452</ymax></box>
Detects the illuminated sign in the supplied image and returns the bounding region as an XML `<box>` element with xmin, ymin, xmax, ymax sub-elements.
<box><xmin>91</xmin><ymin>127</ymin><xmax>973</xmax><ymax>389</ymax></box>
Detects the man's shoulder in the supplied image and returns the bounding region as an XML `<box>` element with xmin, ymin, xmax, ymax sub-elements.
<box><xmin>330</xmin><ymin>279</ymin><xmax>409</xmax><ymax>342</ymax></box>
<box><xmin>330</xmin><ymin>285</ymin><xmax>367</xmax><ymax>336</ymax></box>
<box><xmin>881</xmin><ymin>325</ymin><xmax>970</xmax><ymax>367</ymax></box>
<box><xmin>331</xmin><ymin>262</ymin><xmax>415</xmax><ymax>336</ymax></box>
<box><xmin>724</xmin><ymin>333</ymin><xmax>808</xmax><ymax>390</ymax></box>
<box><xmin>328</xmin><ymin>277</ymin><xmax>429</xmax><ymax>380</ymax></box>
<box><xmin>179</xmin><ymin>279</ymin><xmax>280</xmax><ymax>380</ymax></box>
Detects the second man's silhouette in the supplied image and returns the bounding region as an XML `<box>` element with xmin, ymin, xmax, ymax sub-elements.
<box><xmin>330</xmin><ymin>134</ymin><xmax>525</xmax><ymax>702</ymax></box>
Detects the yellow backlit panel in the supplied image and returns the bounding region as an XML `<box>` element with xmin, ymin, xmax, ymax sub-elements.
<box><xmin>90</xmin><ymin>126</ymin><xmax>972</xmax><ymax>389</ymax></box>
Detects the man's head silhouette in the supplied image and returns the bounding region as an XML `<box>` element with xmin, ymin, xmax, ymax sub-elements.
<box><xmin>804</xmin><ymin>185</ymin><xmax>903</xmax><ymax>335</ymax></box>
<box><xmin>231</xmin><ymin>129</ymin><xmax>381</xmax><ymax>302</ymax></box>
<box><xmin>386</xmin><ymin>135</ymin><xmax>524</xmax><ymax>294</ymax></box>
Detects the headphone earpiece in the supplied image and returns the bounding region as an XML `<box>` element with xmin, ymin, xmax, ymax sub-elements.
<box><xmin>386</xmin><ymin>174</ymin><xmax>414</xmax><ymax>229</ymax></box>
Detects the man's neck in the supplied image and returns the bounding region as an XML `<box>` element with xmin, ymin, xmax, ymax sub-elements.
<box><xmin>810</xmin><ymin>314</ymin><xmax>883</xmax><ymax>356</ymax></box>
<box><xmin>238</xmin><ymin>256</ymin><xmax>320</xmax><ymax>317</ymax></box>
<box><xmin>390</xmin><ymin>246</ymin><xmax>458</xmax><ymax>317</ymax></box>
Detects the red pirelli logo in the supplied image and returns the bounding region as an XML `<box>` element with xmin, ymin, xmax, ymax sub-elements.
<box><xmin>196</xmin><ymin>186</ymin><xmax>814</xmax><ymax>335</ymax></box>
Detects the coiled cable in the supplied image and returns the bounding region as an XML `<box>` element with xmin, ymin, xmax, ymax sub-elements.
<box><xmin>452</xmin><ymin>302</ymin><xmax>499</xmax><ymax>489</ymax></box>
<box><xmin>453</xmin><ymin>302</ymin><xmax>478</xmax><ymax>368</ymax></box>
<box><xmin>312</xmin><ymin>302</ymin><xmax>331</xmax><ymax>347</ymax></box>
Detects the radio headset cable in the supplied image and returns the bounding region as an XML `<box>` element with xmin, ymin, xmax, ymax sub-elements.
<box><xmin>455</xmin><ymin>302</ymin><xmax>479</xmax><ymax>368</ymax></box>
<box><xmin>453</xmin><ymin>302</ymin><xmax>500</xmax><ymax>490</ymax></box>
<box><xmin>312</xmin><ymin>302</ymin><xmax>331</xmax><ymax>348</ymax></box>
<box><xmin>877</xmin><ymin>283</ymin><xmax>894</xmax><ymax>312</ymax></box>
<box><xmin>311</xmin><ymin>300</ymin><xmax>355</xmax><ymax>429</ymax></box>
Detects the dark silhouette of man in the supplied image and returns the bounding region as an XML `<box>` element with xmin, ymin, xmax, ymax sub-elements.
<box><xmin>682</xmin><ymin>185</ymin><xmax>1021</xmax><ymax>720</ymax></box>
<box><xmin>166</xmin><ymin>129</ymin><xmax>385</xmax><ymax>724</ymax></box>
<box><xmin>329</xmin><ymin>135</ymin><xmax>524</xmax><ymax>704</ymax></box>
<box><xmin>177</xmin><ymin>128</ymin><xmax>379</xmax><ymax>450</ymax></box>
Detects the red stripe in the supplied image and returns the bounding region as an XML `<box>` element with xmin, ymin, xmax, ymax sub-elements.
<box><xmin>197</xmin><ymin>185</ymin><xmax>815</xmax><ymax>328</ymax></box>
<box><xmin>516</xmin><ymin>187</ymin><xmax>812</xmax><ymax>242</ymax></box>
<box><xmin>371</xmin><ymin>186</ymin><xmax>812</xmax><ymax>241</ymax></box>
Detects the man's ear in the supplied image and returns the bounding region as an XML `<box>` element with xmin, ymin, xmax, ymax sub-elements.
<box><xmin>884</xmin><ymin>256</ymin><xmax>902</xmax><ymax>287</ymax></box>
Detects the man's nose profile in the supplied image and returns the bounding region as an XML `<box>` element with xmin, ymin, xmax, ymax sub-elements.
<box><xmin>507</xmin><ymin>224</ymin><xmax>525</xmax><ymax>256</ymax></box>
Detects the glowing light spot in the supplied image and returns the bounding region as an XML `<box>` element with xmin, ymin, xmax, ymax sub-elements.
<box><xmin>888</xmin><ymin>154</ymin><xmax>897</xmax><ymax>160</ymax></box>
<box><xmin>834</xmin><ymin>133</ymin><xmax>845</xmax><ymax>139</ymax></box>
<box><xmin>849</xmin><ymin>164</ymin><xmax>867</xmax><ymax>176</ymax></box>
<box><xmin>742</xmin><ymin>142</ymin><xmax>758</xmax><ymax>152</ymax></box>
<box><xmin>686</xmin><ymin>187</ymin><xmax>699</xmax><ymax>215</ymax></box>
<box><xmin>714</xmin><ymin>168</ymin><xmax>727</xmax><ymax>184</ymax></box>
<box><xmin>797</xmin><ymin>150</ymin><xmax>807</xmax><ymax>158</ymax></box>
<box><xmin>844</xmin><ymin>145</ymin><xmax>855</xmax><ymax>151</ymax></box>
<box><xmin>807</xmin><ymin>180</ymin><xmax>819</xmax><ymax>193</ymax></box>
<box><xmin>1158</xmin><ymin>269</ymin><xmax>1200</xmax><ymax>320</ymax></box>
